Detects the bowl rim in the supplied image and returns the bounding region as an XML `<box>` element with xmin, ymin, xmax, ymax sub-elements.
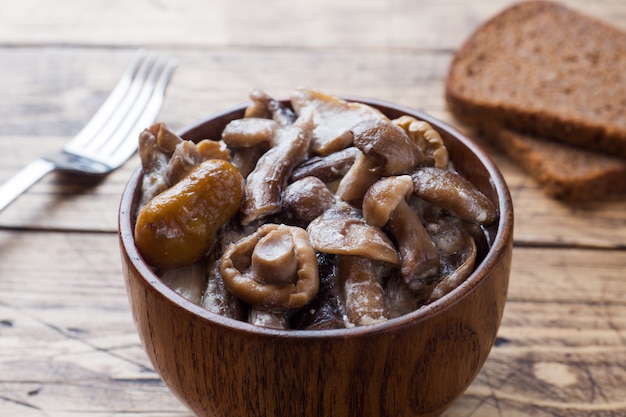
<box><xmin>119</xmin><ymin>96</ymin><xmax>513</xmax><ymax>339</ymax></box>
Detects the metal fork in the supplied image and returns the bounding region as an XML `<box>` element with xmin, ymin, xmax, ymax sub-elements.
<box><xmin>0</xmin><ymin>50</ymin><xmax>177</xmax><ymax>212</ymax></box>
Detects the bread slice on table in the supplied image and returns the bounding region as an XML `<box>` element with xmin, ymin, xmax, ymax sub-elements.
<box><xmin>479</xmin><ymin>126</ymin><xmax>626</xmax><ymax>201</ymax></box>
<box><xmin>445</xmin><ymin>0</ymin><xmax>626</xmax><ymax>158</ymax></box>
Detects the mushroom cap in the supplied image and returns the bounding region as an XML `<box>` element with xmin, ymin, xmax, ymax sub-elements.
<box><xmin>362</xmin><ymin>175</ymin><xmax>414</xmax><ymax>228</ymax></box>
<box><xmin>220</xmin><ymin>224</ymin><xmax>320</xmax><ymax>309</ymax></box>
<box><xmin>306</xmin><ymin>204</ymin><xmax>400</xmax><ymax>265</ymax></box>
<box><xmin>351</xmin><ymin>119</ymin><xmax>423</xmax><ymax>175</ymax></box>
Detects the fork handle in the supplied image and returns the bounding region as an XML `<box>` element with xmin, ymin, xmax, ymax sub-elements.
<box><xmin>0</xmin><ymin>159</ymin><xmax>56</xmax><ymax>213</ymax></box>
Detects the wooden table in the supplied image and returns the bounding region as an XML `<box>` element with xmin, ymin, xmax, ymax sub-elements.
<box><xmin>1</xmin><ymin>0</ymin><xmax>625</xmax><ymax>415</ymax></box>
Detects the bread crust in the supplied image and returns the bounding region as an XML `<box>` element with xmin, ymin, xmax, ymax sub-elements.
<box><xmin>479</xmin><ymin>126</ymin><xmax>626</xmax><ymax>201</ymax></box>
<box><xmin>445</xmin><ymin>1</ymin><xmax>626</xmax><ymax>158</ymax></box>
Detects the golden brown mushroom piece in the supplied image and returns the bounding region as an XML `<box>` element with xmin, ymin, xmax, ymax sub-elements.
<box><xmin>363</xmin><ymin>175</ymin><xmax>440</xmax><ymax>292</ymax></box>
<box><xmin>220</xmin><ymin>224</ymin><xmax>320</xmax><ymax>328</ymax></box>
<box><xmin>306</xmin><ymin>203</ymin><xmax>400</xmax><ymax>266</ymax></box>
<box><xmin>411</xmin><ymin>167</ymin><xmax>498</xmax><ymax>225</ymax></box>
<box><xmin>393</xmin><ymin>116</ymin><xmax>449</xmax><ymax>169</ymax></box>
<box><xmin>290</xmin><ymin>88</ymin><xmax>388</xmax><ymax>156</ymax></box>
<box><xmin>135</xmin><ymin>159</ymin><xmax>244</xmax><ymax>270</ymax></box>
<box><xmin>336</xmin><ymin>119</ymin><xmax>424</xmax><ymax>203</ymax></box>
<box><xmin>306</xmin><ymin>203</ymin><xmax>399</xmax><ymax>327</ymax></box>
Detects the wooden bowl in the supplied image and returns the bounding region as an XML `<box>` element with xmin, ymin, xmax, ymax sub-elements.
<box><xmin>118</xmin><ymin>98</ymin><xmax>514</xmax><ymax>417</ymax></box>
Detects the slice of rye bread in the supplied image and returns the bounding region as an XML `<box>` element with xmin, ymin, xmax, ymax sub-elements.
<box><xmin>480</xmin><ymin>126</ymin><xmax>626</xmax><ymax>201</ymax></box>
<box><xmin>445</xmin><ymin>1</ymin><xmax>626</xmax><ymax>158</ymax></box>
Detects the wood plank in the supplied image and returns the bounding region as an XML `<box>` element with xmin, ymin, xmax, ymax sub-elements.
<box><xmin>1</xmin><ymin>230</ymin><xmax>625</xmax><ymax>416</ymax></box>
<box><xmin>1</xmin><ymin>48</ymin><xmax>625</xmax><ymax>247</ymax></box>
<box><xmin>0</xmin><ymin>0</ymin><xmax>624</xmax><ymax>49</ymax></box>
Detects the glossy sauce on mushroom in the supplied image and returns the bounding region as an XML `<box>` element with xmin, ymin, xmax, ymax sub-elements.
<box><xmin>134</xmin><ymin>88</ymin><xmax>498</xmax><ymax>330</ymax></box>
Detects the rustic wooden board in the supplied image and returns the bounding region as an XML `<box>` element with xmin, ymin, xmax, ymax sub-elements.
<box><xmin>1</xmin><ymin>48</ymin><xmax>625</xmax><ymax>245</ymax></box>
<box><xmin>1</xmin><ymin>0</ymin><xmax>625</xmax><ymax>415</ymax></box>
<box><xmin>1</xmin><ymin>231</ymin><xmax>624</xmax><ymax>415</ymax></box>
<box><xmin>0</xmin><ymin>0</ymin><xmax>624</xmax><ymax>49</ymax></box>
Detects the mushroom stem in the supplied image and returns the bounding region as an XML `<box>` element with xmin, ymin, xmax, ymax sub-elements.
<box><xmin>362</xmin><ymin>176</ymin><xmax>440</xmax><ymax>292</ymax></box>
<box><xmin>221</xmin><ymin>224</ymin><xmax>319</xmax><ymax>309</ymax></box>
<box><xmin>338</xmin><ymin>255</ymin><xmax>388</xmax><ymax>326</ymax></box>
<box><xmin>251</xmin><ymin>229</ymin><xmax>299</xmax><ymax>284</ymax></box>
<box><xmin>335</xmin><ymin>152</ymin><xmax>380</xmax><ymax>203</ymax></box>
<box><xmin>388</xmin><ymin>201</ymin><xmax>440</xmax><ymax>290</ymax></box>
<box><xmin>240</xmin><ymin>120</ymin><xmax>312</xmax><ymax>225</ymax></box>
<box><xmin>410</xmin><ymin>167</ymin><xmax>497</xmax><ymax>225</ymax></box>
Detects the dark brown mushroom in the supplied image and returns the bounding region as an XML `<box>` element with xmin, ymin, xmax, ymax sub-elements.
<box><xmin>410</xmin><ymin>167</ymin><xmax>498</xmax><ymax>225</ymax></box>
<box><xmin>385</xmin><ymin>204</ymin><xmax>479</xmax><ymax>316</ymax></box>
<box><xmin>281</xmin><ymin>176</ymin><xmax>336</xmax><ymax>228</ymax></box>
<box><xmin>292</xmin><ymin>253</ymin><xmax>347</xmax><ymax>330</ymax></box>
<box><xmin>306</xmin><ymin>203</ymin><xmax>400</xmax><ymax>266</ymax></box>
<box><xmin>336</xmin><ymin>119</ymin><xmax>424</xmax><ymax>203</ymax></box>
<box><xmin>290</xmin><ymin>146</ymin><xmax>359</xmax><ymax>183</ymax></box>
<box><xmin>363</xmin><ymin>175</ymin><xmax>440</xmax><ymax>292</ymax></box>
<box><xmin>240</xmin><ymin>117</ymin><xmax>313</xmax><ymax>225</ymax></box>
<box><xmin>427</xmin><ymin>229</ymin><xmax>477</xmax><ymax>302</ymax></box>
<box><xmin>245</xmin><ymin>88</ymin><xmax>297</xmax><ymax>126</ymax></box>
<box><xmin>220</xmin><ymin>224</ymin><xmax>320</xmax><ymax>312</ymax></box>
<box><xmin>290</xmin><ymin>87</ymin><xmax>387</xmax><ymax>156</ymax></box>
<box><xmin>351</xmin><ymin>119</ymin><xmax>424</xmax><ymax>175</ymax></box>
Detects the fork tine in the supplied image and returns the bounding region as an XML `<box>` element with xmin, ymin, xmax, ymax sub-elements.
<box><xmin>104</xmin><ymin>58</ymin><xmax>178</xmax><ymax>168</ymax></box>
<box><xmin>94</xmin><ymin>56</ymin><xmax>175</xmax><ymax>159</ymax></box>
<box><xmin>65</xmin><ymin>53</ymin><xmax>160</xmax><ymax>155</ymax></box>
<box><xmin>65</xmin><ymin>50</ymin><xmax>148</xmax><ymax>150</ymax></box>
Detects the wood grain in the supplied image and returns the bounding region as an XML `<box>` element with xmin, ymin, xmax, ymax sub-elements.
<box><xmin>0</xmin><ymin>0</ymin><xmax>625</xmax><ymax>415</ymax></box>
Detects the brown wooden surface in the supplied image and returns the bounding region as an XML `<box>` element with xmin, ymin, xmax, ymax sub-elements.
<box><xmin>0</xmin><ymin>0</ymin><xmax>624</xmax><ymax>416</ymax></box>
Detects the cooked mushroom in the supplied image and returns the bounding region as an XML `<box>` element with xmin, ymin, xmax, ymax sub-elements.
<box><xmin>220</xmin><ymin>224</ymin><xmax>320</xmax><ymax>311</ymax></box>
<box><xmin>393</xmin><ymin>116</ymin><xmax>449</xmax><ymax>169</ymax></box>
<box><xmin>195</xmin><ymin>139</ymin><xmax>231</xmax><ymax>161</ymax></box>
<box><xmin>160</xmin><ymin>260</ymin><xmax>207</xmax><ymax>305</ymax></box>
<box><xmin>245</xmin><ymin>88</ymin><xmax>297</xmax><ymax>126</ymax></box>
<box><xmin>240</xmin><ymin>117</ymin><xmax>313</xmax><ymax>225</ymax></box>
<box><xmin>426</xmin><ymin>223</ymin><xmax>477</xmax><ymax>302</ymax></box>
<box><xmin>410</xmin><ymin>167</ymin><xmax>498</xmax><ymax>225</ymax></box>
<box><xmin>201</xmin><ymin>224</ymin><xmax>249</xmax><ymax>321</ymax></box>
<box><xmin>222</xmin><ymin>118</ymin><xmax>276</xmax><ymax>178</ymax></box>
<box><xmin>385</xmin><ymin>203</ymin><xmax>479</xmax><ymax>316</ymax></box>
<box><xmin>290</xmin><ymin>87</ymin><xmax>388</xmax><ymax>156</ymax></box>
<box><xmin>363</xmin><ymin>175</ymin><xmax>440</xmax><ymax>292</ymax></box>
<box><xmin>292</xmin><ymin>253</ymin><xmax>347</xmax><ymax>330</ymax></box>
<box><xmin>163</xmin><ymin>140</ymin><xmax>203</xmax><ymax>186</ymax></box>
<box><xmin>306</xmin><ymin>203</ymin><xmax>400</xmax><ymax>266</ymax></box>
<box><xmin>138</xmin><ymin>122</ymin><xmax>231</xmax><ymax>208</ymax></box>
<box><xmin>337</xmin><ymin>255</ymin><xmax>389</xmax><ymax>326</ymax></box>
<box><xmin>221</xmin><ymin>118</ymin><xmax>278</xmax><ymax>148</ymax></box>
<box><xmin>336</xmin><ymin>119</ymin><xmax>424</xmax><ymax>203</ymax></box>
<box><xmin>351</xmin><ymin>119</ymin><xmax>424</xmax><ymax>175</ymax></box>
<box><xmin>281</xmin><ymin>176</ymin><xmax>336</xmax><ymax>228</ymax></box>
<box><xmin>248</xmin><ymin>307</ymin><xmax>289</xmax><ymax>329</ymax></box>
<box><xmin>291</xmin><ymin>146</ymin><xmax>359</xmax><ymax>183</ymax></box>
